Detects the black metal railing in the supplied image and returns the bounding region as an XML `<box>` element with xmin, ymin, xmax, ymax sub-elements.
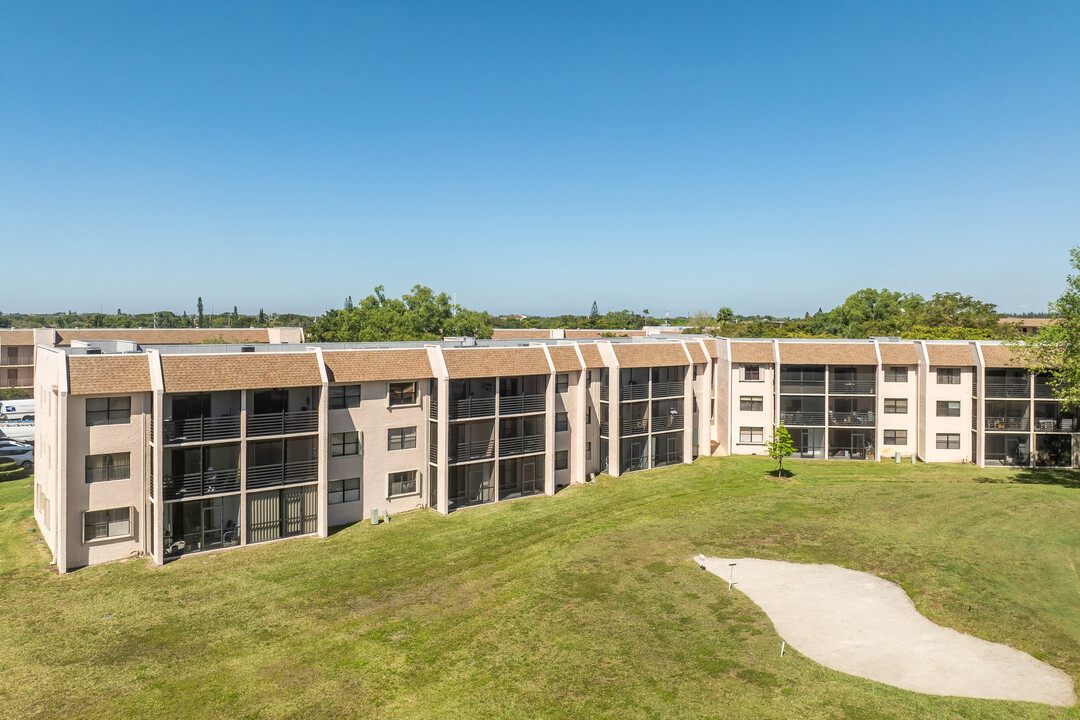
<box><xmin>247</xmin><ymin>411</ymin><xmax>318</xmax><ymax>437</ymax></box>
<box><xmin>780</xmin><ymin>381</ymin><xmax>826</xmax><ymax>394</ymax></box>
<box><xmin>163</xmin><ymin>415</ymin><xmax>242</xmax><ymax>444</ymax></box>
<box><xmin>599</xmin><ymin>422</ymin><xmax>609</xmax><ymax>436</ymax></box>
<box><xmin>1035</xmin><ymin>417</ymin><xmax>1077</xmax><ymax>431</ymax></box>
<box><xmin>828</xmin><ymin>380</ymin><xmax>875</xmax><ymax>395</ymax></box>
<box><xmin>1034</xmin><ymin>383</ymin><xmax>1060</xmax><ymax>399</ymax></box>
<box><xmin>985</xmin><ymin>417</ymin><xmax>1030</xmax><ymax>431</ymax></box>
<box><xmin>620</xmin><ymin>418</ymin><xmax>649</xmax><ymax>435</ymax></box>
<box><xmin>599</xmin><ymin>386</ymin><xmax>609</xmax><ymax>401</ymax></box>
<box><xmin>984</xmin><ymin>382</ymin><xmax>1031</xmax><ymax>399</ymax></box>
<box><xmin>429</xmin><ymin>398</ymin><xmax>438</xmax><ymax>419</ymax></box>
<box><xmin>163</xmin><ymin>468</ymin><xmax>240</xmax><ymax>500</ymax></box>
<box><xmin>780</xmin><ymin>411</ymin><xmax>825</xmax><ymax>426</ymax></box>
<box><xmin>828</xmin><ymin>411</ymin><xmax>875</xmax><ymax>427</ymax></box>
<box><xmin>620</xmin><ymin>385</ymin><xmax>648</xmax><ymax>401</ymax></box>
<box><xmin>429</xmin><ymin>443</ymin><xmax>438</xmax><ymax>463</ymax></box>
<box><xmin>651</xmin><ymin>381</ymin><xmax>682</xmax><ymax>398</ymax></box>
<box><xmin>498</xmin><ymin>394</ymin><xmax>545</xmax><ymax>415</ymax></box>
<box><xmin>449</xmin><ymin>397</ymin><xmax>496</xmax><ymax>420</ymax></box>
<box><xmin>449</xmin><ymin>439</ymin><xmax>495</xmax><ymax>463</ymax></box>
<box><xmin>498</xmin><ymin>434</ymin><xmax>544</xmax><ymax>457</ymax></box>
<box><xmin>651</xmin><ymin>414</ymin><xmax>684</xmax><ymax>432</ymax></box>
<box><xmin>246</xmin><ymin>459</ymin><xmax>318</xmax><ymax>489</ymax></box>
<box><xmin>0</xmin><ymin>355</ymin><xmax>33</xmax><ymax>366</ymax></box>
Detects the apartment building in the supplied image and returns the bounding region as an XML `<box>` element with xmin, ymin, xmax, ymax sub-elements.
<box><xmin>0</xmin><ymin>327</ymin><xmax>305</xmax><ymax>394</ymax></box>
<box><xmin>29</xmin><ymin>334</ymin><xmax>1077</xmax><ymax>573</ymax></box>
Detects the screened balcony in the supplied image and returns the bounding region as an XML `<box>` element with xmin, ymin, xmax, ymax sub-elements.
<box><xmin>163</xmin><ymin>443</ymin><xmax>241</xmax><ymax>501</ymax></box>
<box><xmin>1035</xmin><ymin>435</ymin><xmax>1073</xmax><ymax>467</ymax></box>
<box><xmin>985</xmin><ymin>434</ymin><xmax>1030</xmax><ymax>466</ymax></box>
<box><xmin>620</xmin><ymin>401</ymin><xmax>649</xmax><ymax>436</ymax></box>
<box><xmin>780</xmin><ymin>365</ymin><xmax>825</xmax><ymax>394</ymax></box>
<box><xmin>829</xmin><ymin>397</ymin><xmax>875</xmax><ymax>427</ymax></box>
<box><xmin>1034</xmin><ymin>402</ymin><xmax>1078</xmax><ymax>432</ymax></box>
<box><xmin>246</xmin><ymin>436</ymin><xmax>318</xmax><ymax>489</ymax></box>
<box><xmin>651</xmin><ymin>398</ymin><xmax>684</xmax><ymax>432</ymax></box>
<box><xmin>780</xmin><ymin>396</ymin><xmax>825</xmax><ymax>426</ymax></box>
<box><xmin>450</xmin><ymin>420</ymin><xmax>496</xmax><ymax>463</ymax></box>
<box><xmin>984</xmin><ymin>369</ymin><xmax>1031</xmax><ymax>399</ymax></box>
<box><xmin>498</xmin><ymin>456</ymin><xmax>545</xmax><ymax>500</ymax></box>
<box><xmin>246</xmin><ymin>387</ymin><xmax>319</xmax><ymax>437</ymax></box>
<box><xmin>1034</xmin><ymin>373</ymin><xmax>1063</xmax><ymax>399</ymax></box>
<box><xmin>498</xmin><ymin>415</ymin><xmax>544</xmax><ymax>457</ymax></box>
<box><xmin>651</xmin><ymin>431</ymin><xmax>683</xmax><ymax>468</ymax></box>
<box><xmin>620</xmin><ymin>437</ymin><xmax>649</xmax><ymax>473</ymax></box>
<box><xmin>828</xmin><ymin>367</ymin><xmax>876</xmax><ymax>395</ymax></box>
<box><xmin>828</xmin><ymin>428</ymin><xmax>873</xmax><ymax>460</ymax></box>
<box><xmin>498</xmin><ymin>375</ymin><xmax>546</xmax><ymax>415</ymax></box>
<box><xmin>650</xmin><ymin>366</ymin><xmax>685</xmax><ymax>398</ymax></box>
<box><xmin>790</xmin><ymin>428</ymin><xmax>824</xmax><ymax>459</ymax></box>
<box><xmin>163</xmin><ymin>391</ymin><xmax>242</xmax><ymax>444</ymax></box>
<box><xmin>984</xmin><ymin>400</ymin><xmax>1030</xmax><ymax>431</ymax></box>
<box><xmin>449</xmin><ymin>462</ymin><xmax>495</xmax><ymax>510</ymax></box>
<box><xmin>619</xmin><ymin>368</ymin><xmax>650</xmax><ymax>401</ymax></box>
<box><xmin>449</xmin><ymin>378</ymin><xmax>496</xmax><ymax>419</ymax></box>
<box><xmin>163</xmin><ymin>495</ymin><xmax>240</xmax><ymax>559</ymax></box>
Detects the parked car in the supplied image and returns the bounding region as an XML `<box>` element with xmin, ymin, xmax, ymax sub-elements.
<box><xmin>0</xmin><ymin>424</ymin><xmax>34</xmax><ymax>444</ymax></box>
<box><xmin>0</xmin><ymin>399</ymin><xmax>34</xmax><ymax>422</ymax></box>
<box><xmin>0</xmin><ymin>443</ymin><xmax>33</xmax><ymax>470</ymax></box>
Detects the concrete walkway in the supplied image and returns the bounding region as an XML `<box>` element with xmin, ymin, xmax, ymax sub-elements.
<box><xmin>700</xmin><ymin>557</ymin><xmax>1076</xmax><ymax>706</ymax></box>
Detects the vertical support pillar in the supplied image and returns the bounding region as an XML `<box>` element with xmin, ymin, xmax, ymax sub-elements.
<box><xmin>239</xmin><ymin>389</ymin><xmax>248</xmax><ymax>544</ymax></box>
<box><xmin>313</xmin><ymin>348</ymin><xmax>329</xmax><ymax>539</ymax></box>
<box><xmin>544</xmin><ymin>370</ymin><xmax>556</xmax><ymax>496</ymax></box>
<box><xmin>151</xmin><ymin>390</ymin><xmax>165</xmax><ymax>566</ymax></box>
<box><xmin>681</xmin><ymin>356</ymin><xmax>693</xmax><ymax>465</ymax></box>
<box><xmin>437</xmin><ymin>375</ymin><xmax>450</xmax><ymax>514</ymax></box>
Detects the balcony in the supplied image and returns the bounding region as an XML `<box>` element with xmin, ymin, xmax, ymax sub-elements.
<box><xmin>163</xmin><ymin>469</ymin><xmax>240</xmax><ymax>501</ymax></box>
<box><xmin>651</xmin><ymin>381</ymin><xmax>682</xmax><ymax>398</ymax></box>
<box><xmin>828</xmin><ymin>380</ymin><xmax>875</xmax><ymax>395</ymax></box>
<box><xmin>651</xmin><ymin>414</ymin><xmax>684</xmax><ymax>432</ymax></box>
<box><xmin>984</xmin><ymin>381</ymin><xmax>1031</xmax><ymax>399</ymax></box>
<box><xmin>429</xmin><ymin>442</ymin><xmax>438</xmax><ymax>463</ymax></box>
<box><xmin>599</xmin><ymin>422</ymin><xmax>609</xmax><ymax>436</ymax></box>
<box><xmin>450</xmin><ymin>439</ymin><xmax>496</xmax><ymax>463</ymax></box>
<box><xmin>247</xmin><ymin>411</ymin><xmax>318</xmax><ymax>437</ymax></box>
<box><xmin>498</xmin><ymin>434</ymin><xmax>544</xmax><ymax>457</ymax></box>
<box><xmin>985</xmin><ymin>417</ymin><xmax>1030</xmax><ymax>431</ymax></box>
<box><xmin>600</xmin><ymin>385</ymin><xmax>609</xmax><ymax>401</ymax></box>
<box><xmin>246</xmin><ymin>459</ymin><xmax>318</xmax><ymax>489</ymax></box>
<box><xmin>0</xmin><ymin>355</ymin><xmax>33</xmax><ymax>367</ymax></box>
<box><xmin>780</xmin><ymin>411</ymin><xmax>825</xmax><ymax>426</ymax></box>
<box><xmin>779</xmin><ymin>381</ymin><xmax>825</xmax><ymax>394</ymax></box>
<box><xmin>620</xmin><ymin>384</ymin><xmax>648</xmax><ymax>402</ymax></box>
<box><xmin>163</xmin><ymin>415</ymin><xmax>242</xmax><ymax>444</ymax></box>
<box><xmin>1034</xmin><ymin>417</ymin><xmax>1077</xmax><ymax>432</ymax></box>
<box><xmin>828</xmin><ymin>411</ymin><xmax>875</xmax><ymax>427</ymax></box>
<box><xmin>498</xmin><ymin>394</ymin><xmax>545</xmax><ymax>415</ymax></box>
<box><xmin>449</xmin><ymin>397</ymin><xmax>496</xmax><ymax>420</ymax></box>
<box><xmin>1034</xmin><ymin>382</ymin><xmax>1061</xmax><ymax>399</ymax></box>
<box><xmin>620</xmin><ymin>417</ymin><xmax>650</xmax><ymax>436</ymax></box>
<box><xmin>429</xmin><ymin>398</ymin><xmax>438</xmax><ymax>420</ymax></box>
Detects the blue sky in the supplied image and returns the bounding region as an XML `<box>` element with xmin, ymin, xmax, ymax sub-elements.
<box><xmin>2</xmin><ymin>1</ymin><xmax>1078</xmax><ymax>318</ymax></box>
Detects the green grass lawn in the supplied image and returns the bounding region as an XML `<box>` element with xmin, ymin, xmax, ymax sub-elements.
<box><xmin>1</xmin><ymin>457</ymin><xmax>1079</xmax><ymax>719</ymax></box>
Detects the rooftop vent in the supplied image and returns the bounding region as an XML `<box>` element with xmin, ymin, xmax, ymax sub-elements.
<box><xmin>241</xmin><ymin>346</ymin><xmax>255</xmax><ymax>353</ymax></box>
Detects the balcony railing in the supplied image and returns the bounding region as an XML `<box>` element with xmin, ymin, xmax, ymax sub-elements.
<box><xmin>620</xmin><ymin>385</ymin><xmax>648</xmax><ymax>402</ymax></box>
<box><xmin>498</xmin><ymin>394</ymin><xmax>545</xmax><ymax>415</ymax></box>
<box><xmin>828</xmin><ymin>380</ymin><xmax>875</xmax><ymax>395</ymax></box>
<box><xmin>0</xmin><ymin>355</ymin><xmax>33</xmax><ymax>366</ymax></box>
<box><xmin>246</xmin><ymin>459</ymin><xmax>318</xmax><ymax>489</ymax></box>
<box><xmin>449</xmin><ymin>439</ymin><xmax>495</xmax><ymax>463</ymax></box>
<box><xmin>498</xmin><ymin>434</ymin><xmax>544</xmax><ymax>457</ymax></box>
<box><xmin>985</xmin><ymin>452</ymin><xmax>1030</xmax><ymax>467</ymax></box>
<box><xmin>984</xmin><ymin>382</ymin><xmax>1031</xmax><ymax>399</ymax></box>
<box><xmin>247</xmin><ymin>411</ymin><xmax>318</xmax><ymax>437</ymax></box>
<box><xmin>779</xmin><ymin>381</ymin><xmax>826</xmax><ymax>394</ymax></box>
<box><xmin>828</xmin><ymin>411</ymin><xmax>875</xmax><ymax>427</ymax></box>
<box><xmin>620</xmin><ymin>418</ymin><xmax>650</xmax><ymax>435</ymax></box>
<box><xmin>599</xmin><ymin>386</ymin><xmax>609</xmax><ymax>401</ymax></box>
<box><xmin>429</xmin><ymin>398</ymin><xmax>438</xmax><ymax>420</ymax></box>
<box><xmin>163</xmin><ymin>415</ymin><xmax>242</xmax><ymax>444</ymax></box>
<box><xmin>1035</xmin><ymin>417</ymin><xmax>1077</xmax><ymax>432</ymax></box>
<box><xmin>449</xmin><ymin>397</ymin><xmax>496</xmax><ymax>420</ymax></box>
<box><xmin>651</xmin><ymin>414</ymin><xmax>684</xmax><ymax>432</ymax></box>
<box><xmin>429</xmin><ymin>442</ymin><xmax>438</xmax><ymax>463</ymax></box>
<box><xmin>163</xmin><ymin>468</ymin><xmax>240</xmax><ymax>501</ymax></box>
<box><xmin>1034</xmin><ymin>384</ymin><xmax>1060</xmax><ymax>399</ymax></box>
<box><xmin>985</xmin><ymin>417</ymin><xmax>1030</xmax><ymax>431</ymax></box>
<box><xmin>599</xmin><ymin>422</ymin><xmax>610</xmax><ymax>436</ymax></box>
<box><xmin>651</xmin><ymin>381</ymin><xmax>682</xmax><ymax>398</ymax></box>
<box><xmin>779</xmin><ymin>411</ymin><xmax>825</xmax><ymax>426</ymax></box>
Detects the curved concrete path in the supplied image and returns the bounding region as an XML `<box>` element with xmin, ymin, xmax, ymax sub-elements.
<box><xmin>700</xmin><ymin>556</ymin><xmax>1075</xmax><ymax>706</ymax></box>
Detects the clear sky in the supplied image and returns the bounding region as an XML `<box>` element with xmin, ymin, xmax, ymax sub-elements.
<box><xmin>2</xmin><ymin>1</ymin><xmax>1078</xmax><ymax>318</ymax></box>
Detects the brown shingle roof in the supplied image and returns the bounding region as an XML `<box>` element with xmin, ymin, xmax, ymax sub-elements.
<box><xmin>612</xmin><ymin>343</ymin><xmax>689</xmax><ymax>368</ymax></box>
<box><xmin>491</xmin><ymin>329</ymin><xmax>553</xmax><ymax>339</ymax></box>
<box><xmin>685</xmin><ymin>342</ymin><xmax>708</xmax><ymax>364</ymax></box>
<box><xmin>323</xmin><ymin>349</ymin><xmax>433</xmax><ymax>383</ymax></box>
<box><xmin>68</xmin><ymin>355</ymin><xmax>152</xmax><ymax>395</ymax></box>
<box><xmin>577</xmin><ymin>344</ymin><xmax>605</xmax><ymax>369</ymax></box>
<box><xmin>877</xmin><ymin>343</ymin><xmax>918</xmax><ymax>365</ymax></box>
<box><xmin>161</xmin><ymin>352</ymin><xmax>322</xmax><ymax>392</ymax></box>
<box><xmin>0</xmin><ymin>330</ymin><xmax>35</xmax><ymax>345</ymax></box>
<box><xmin>441</xmin><ymin>347</ymin><xmax>551</xmax><ymax>379</ymax></box>
<box><xmin>778</xmin><ymin>342</ymin><xmax>878</xmax><ymax>365</ymax></box>
<box><xmin>56</xmin><ymin>328</ymin><xmax>272</xmax><ymax>347</ymax></box>
<box><xmin>730</xmin><ymin>341</ymin><xmax>775</xmax><ymax>364</ymax></box>
<box><xmin>979</xmin><ymin>344</ymin><xmax>1025</xmax><ymax>368</ymax></box>
<box><xmin>925</xmin><ymin>344</ymin><xmax>975</xmax><ymax>366</ymax></box>
<box><xmin>547</xmin><ymin>345</ymin><xmax>583</xmax><ymax>372</ymax></box>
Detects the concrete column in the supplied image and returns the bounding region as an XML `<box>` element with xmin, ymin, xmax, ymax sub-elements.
<box><xmin>682</xmin><ymin>360</ymin><xmax>693</xmax><ymax>465</ymax></box>
<box><xmin>56</xmin><ymin>389</ymin><xmax>69</xmax><ymax>574</ymax></box>
<box><xmin>313</xmin><ymin>348</ymin><xmax>329</xmax><ymax>539</ymax></box>
<box><xmin>239</xmin><ymin>390</ymin><xmax>248</xmax><ymax>544</ymax></box>
<box><xmin>544</xmin><ymin>371</ymin><xmax>556</xmax><ymax>495</ymax></box>
<box><xmin>436</xmin><ymin>375</ymin><xmax>450</xmax><ymax>514</ymax></box>
<box><xmin>975</xmin><ymin>346</ymin><xmax>987</xmax><ymax>468</ymax></box>
<box><xmin>493</xmin><ymin>379</ymin><xmax>501</xmax><ymax>502</ymax></box>
<box><xmin>151</xmin><ymin>390</ymin><xmax>165</xmax><ymax>566</ymax></box>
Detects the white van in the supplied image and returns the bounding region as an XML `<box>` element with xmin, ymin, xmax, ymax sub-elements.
<box><xmin>0</xmin><ymin>399</ymin><xmax>34</xmax><ymax>422</ymax></box>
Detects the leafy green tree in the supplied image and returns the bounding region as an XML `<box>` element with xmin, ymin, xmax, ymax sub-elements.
<box><xmin>257</xmin><ymin>308</ymin><xmax>267</xmax><ymax>326</ymax></box>
<box><xmin>766</xmin><ymin>424</ymin><xmax>795</xmax><ymax>477</ymax></box>
<box><xmin>589</xmin><ymin>301</ymin><xmax>599</xmax><ymax>321</ymax></box>
<box><xmin>715</xmin><ymin>307</ymin><xmax>735</xmax><ymax>324</ymax></box>
<box><xmin>1016</xmin><ymin>246</ymin><xmax>1080</xmax><ymax>409</ymax></box>
<box><xmin>197</xmin><ymin>297</ymin><xmax>204</xmax><ymax>328</ymax></box>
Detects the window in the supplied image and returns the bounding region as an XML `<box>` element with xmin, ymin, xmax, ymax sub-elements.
<box><xmin>86</xmin><ymin>396</ymin><xmax>131</xmax><ymax>426</ymax></box>
<box><xmin>83</xmin><ymin>507</ymin><xmax>131</xmax><ymax>542</ymax></box>
<box><xmin>740</xmin><ymin>396</ymin><xmax>763</xmax><ymax>412</ymax></box>
<box><xmin>85</xmin><ymin>453</ymin><xmax>130</xmax><ymax>483</ymax></box>
<box><xmin>388</xmin><ymin>470</ymin><xmax>418</xmax><ymax>497</ymax></box>
<box><xmin>937</xmin><ymin>368</ymin><xmax>961</xmax><ymax>385</ymax></box>
<box><xmin>936</xmin><ymin>401</ymin><xmax>961</xmax><ymax>417</ymax></box>
<box><xmin>555</xmin><ymin>450</ymin><xmax>568</xmax><ymax>470</ymax></box>
<box><xmin>587</xmin><ymin>370</ymin><xmax>592</xmax><ymax>383</ymax></box>
<box><xmin>739</xmin><ymin>427</ymin><xmax>764</xmax><ymax>444</ymax></box>
<box><xmin>387</xmin><ymin>426</ymin><xmax>417</xmax><ymax>451</ymax></box>
<box><xmin>556</xmin><ymin>374</ymin><xmax>569</xmax><ymax>393</ymax></box>
<box><xmin>328</xmin><ymin>478</ymin><xmax>361</xmax><ymax>504</ymax></box>
<box><xmin>555</xmin><ymin>412</ymin><xmax>568</xmax><ymax>432</ymax></box>
<box><xmin>884</xmin><ymin>430</ymin><xmax>907</xmax><ymax>445</ymax></box>
<box><xmin>585</xmin><ymin>442</ymin><xmax>592</xmax><ymax>460</ymax></box>
<box><xmin>329</xmin><ymin>385</ymin><xmax>361</xmax><ymax>409</ymax></box>
<box><xmin>743</xmin><ymin>365</ymin><xmax>760</xmax><ymax>381</ymax></box>
<box><xmin>331</xmin><ymin>431</ymin><xmax>360</xmax><ymax>457</ymax></box>
<box><xmin>884</xmin><ymin>367</ymin><xmax>908</xmax><ymax>382</ymax></box>
<box><xmin>389</xmin><ymin>382</ymin><xmax>418</xmax><ymax>406</ymax></box>
<box><xmin>936</xmin><ymin>433</ymin><xmax>961</xmax><ymax>450</ymax></box>
<box><xmin>884</xmin><ymin>398</ymin><xmax>908</xmax><ymax>414</ymax></box>
<box><xmin>586</xmin><ymin>406</ymin><xmax>592</xmax><ymax>424</ymax></box>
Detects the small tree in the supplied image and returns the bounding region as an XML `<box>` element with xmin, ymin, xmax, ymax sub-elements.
<box><xmin>1016</xmin><ymin>245</ymin><xmax>1080</xmax><ymax>409</ymax></box>
<box><xmin>716</xmin><ymin>307</ymin><xmax>735</xmax><ymax>324</ymax></box>
<box><xmin>766</xmin><ymin>424</ymin><xmax>795</xmax><ymax>478</ymax></box>
<box><xmin>197</xmin><ymin>297</ymin><xmax>204</xmax><ymax>328</ymax></box>
<box><xmin>589</xmin><ymin>301</ymin><xmax>599</xmax><ymax>320</ymax></box>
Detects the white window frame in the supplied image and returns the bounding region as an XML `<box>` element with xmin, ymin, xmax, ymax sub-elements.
<box><xmin>387</xmin><ymin>469</ymin><xmax>420</xmax><ymax>499</ymax></box>
<box><xmin>387</xmin><ymin>426</ymin><xmax>417</xmax><ymax>451</ymax></box>
<box><xmin>742</xmin><ymin>365</ymin><xmax>761</xmax><ymax>382</ymax></box>
<box><xmin>82</xmin><ymin>507</ymin><xmax>133</xmax><ymax>544</ymax></box>
<box><xmin>884</xmin><ymin>429</ymin><xmax>907</xmax><ymax>445</ymax></box>
<box><xmin>739</xmin><ymin>427</ymin><xmax>764</xmax><ymax>444</ymax></box>
<box><xmin>387</xmin><ymin>381</ymin><xmax>420</xmax><ymax>408</ymax></box>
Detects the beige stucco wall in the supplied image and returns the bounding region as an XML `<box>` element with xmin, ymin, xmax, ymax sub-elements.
<box><xmin>877</xmin><ymin>365</ymin><xmax>919</xmax><ymax>460</ymax></box>
<box><xmin>922</xmin><ymin>366</ymin><xmax>975</xmax><ymax>463</ymax></box>
<box><xmin>729</xmin><ymin>363</ymin><xmax>774</xmax><ymax>456</ymax></box>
